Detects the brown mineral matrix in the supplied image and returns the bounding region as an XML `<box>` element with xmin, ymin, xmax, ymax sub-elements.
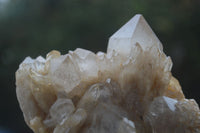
<box><xmin>16</xmin><ymin>14</ymin><xmax>200</xmax><ymax>133</ymax></box>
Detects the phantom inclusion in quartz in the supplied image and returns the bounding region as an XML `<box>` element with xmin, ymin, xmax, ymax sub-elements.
<box><xmin>16</xmin><ymin>14</ymin><xmax>200</xmax><ymax>133</ymax></box>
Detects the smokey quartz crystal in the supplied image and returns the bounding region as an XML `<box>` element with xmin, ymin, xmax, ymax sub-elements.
<box><xmin>16</xmin><ymin>14</ymin><xmax>200</xmax><ymax>133</ymax></box>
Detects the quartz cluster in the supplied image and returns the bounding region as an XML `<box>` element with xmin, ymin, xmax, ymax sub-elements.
<box><xmin>16</xmin><ymin>14</ymin><xmax>200</xmax><ymax>133</ymax></box>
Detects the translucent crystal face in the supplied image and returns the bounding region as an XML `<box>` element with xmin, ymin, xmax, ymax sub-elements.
<box><xmin>107</xmin><ymin>14</ymin><xmax>163</xmax><ymax>56</ymax></box>
<box><xmin>16</xmin><ymin>14</ymin><xmax>200</xmax><ymax>133</ymax></box>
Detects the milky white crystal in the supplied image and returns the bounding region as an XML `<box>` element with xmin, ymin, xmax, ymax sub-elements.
<box><xmin>107</xmin><ymin>14</ymin><xmax>163</xmax><ymax>56</ymax></box>
<box><xmin>16</xmin><ymin>14</ymin><xmax>200</xmax><ymax>133</ymax></box>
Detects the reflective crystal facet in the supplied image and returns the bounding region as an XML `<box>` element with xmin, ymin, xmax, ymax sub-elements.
<box><xmin>107</xmin><ymin>14</ymin><xmax>163</xmax><ymax>56</ymax></box>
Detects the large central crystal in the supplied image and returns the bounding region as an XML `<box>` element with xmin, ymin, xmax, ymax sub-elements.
<box><xmin>108</xmin><ymin>14</ymin><xmax>163</xmax><ymax>55</ymax></box>
<box><xmin>16</xmin><ymin>14</ymin><xmax>200</xmax><ymax>133</ymax></box>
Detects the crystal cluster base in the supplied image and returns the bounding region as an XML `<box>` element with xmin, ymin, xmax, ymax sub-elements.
<box><xmin>16</xmin><ymin>14</ymin><xmax>200</xmax><ymax>133</ymax></box>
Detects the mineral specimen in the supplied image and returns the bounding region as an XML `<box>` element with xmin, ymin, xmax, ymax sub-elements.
<box><xmin>16</xmin><ymin>14</ymin><xmax>200</xmax><ymax>133</ymax></box>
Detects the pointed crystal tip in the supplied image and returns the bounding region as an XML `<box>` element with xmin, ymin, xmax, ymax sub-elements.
<box><xmin>107</xmin><ymin>14</ymin><xmax>163</xmax><ymax>56</ymax></box>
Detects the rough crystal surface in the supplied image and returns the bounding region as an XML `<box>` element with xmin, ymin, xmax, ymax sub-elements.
<box><xmin>16</xmin><ymin>14</ymin><xmax>200</xmax><ymax>133</ymax></box>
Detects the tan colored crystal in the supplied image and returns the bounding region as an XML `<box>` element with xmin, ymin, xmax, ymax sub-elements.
<box><xmin>164</xmin><ymin>76</ymin><xmax>185</xmax><ymax>100</ymax></box>
<box><xmin>16</xmin><ymin>14</ymin><xmax>200</xmax><ymax>133</ymax></box>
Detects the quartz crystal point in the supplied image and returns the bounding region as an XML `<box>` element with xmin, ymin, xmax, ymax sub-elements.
<box><xmin>16</xmin><ymin>14</ymin><xmax>200</xmax><ymax>133</ymax></box>
<box><xmin>107</xmin><ymin>14</ymin><xmax>163</xmax><ymax>56</ymax></box>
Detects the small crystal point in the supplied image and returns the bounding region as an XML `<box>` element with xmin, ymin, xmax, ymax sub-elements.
<box><xmin>107</xmin><ymin>14</ymin><xmax>163</xmax><ymax>56</ymax></box>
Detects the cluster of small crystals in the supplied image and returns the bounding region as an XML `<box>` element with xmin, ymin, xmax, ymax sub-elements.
<box><xmin>16</xmin><ymin>15</ymin><xmax>200</xmax><ymax>133</ymax></box>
